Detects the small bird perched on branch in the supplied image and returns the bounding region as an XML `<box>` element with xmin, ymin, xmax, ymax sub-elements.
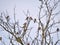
<box><xmin>38</xmin><ymin>27</ymin><xmax>41</xmax><ymax>30</ymax></box>
<box><xmin>0</xmin><ymin>37</ymin><xmax>2</xmax><ymax>41</ymax></box>
<box><xmin>34</xmin><ymin>18</ymin><xmax>36</xmax><ymax>23</ymax></box>
<box><xmin>26</xmin><ymin>17</ymin><xmax>29</xmax><ymax>20</ymax></box>
<box><xmin>23</xmin><ymin>22</ymin><xmax>27</xmax><ymax>28</ymax></box>
<box><xmin>5</xmin><ymin>15</ymin><xmax>10</xmax><ymax>22</ymax></box>
<box><xmin>56</xmin><ymin>28</ymin><xmax>59</xmax><ymax>32</ymax></box>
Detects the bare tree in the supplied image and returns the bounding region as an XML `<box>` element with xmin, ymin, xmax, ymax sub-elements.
<box><xmin>0</xmin><ymin>0</ymin><xmax>60</xmax><ymax>45</ymax></box>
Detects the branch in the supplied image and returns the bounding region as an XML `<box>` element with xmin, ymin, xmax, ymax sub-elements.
<box><xmin>54</xmin><ymin>40</ymin><xmax>60</xmax><ymax>45</ymax></box>
<box><xmin>0</xmin><ymin>24</ymin><xmax>24</xmax><ymax>45</ymax></box>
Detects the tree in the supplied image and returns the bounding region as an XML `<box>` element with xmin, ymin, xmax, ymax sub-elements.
<box><xmin>0</xmin><ymin>0</ymin><xmax>60</xmax><ymax>45</ymax></box>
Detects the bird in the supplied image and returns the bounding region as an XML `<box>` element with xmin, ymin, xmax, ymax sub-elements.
<box><xmin>38</xmin><ymin>27</ymin><xmax>41</xmax><ymax>30</ymax></box>
<box><xmin>30</xmin><ymin>17</ymin><xmax>33</xmax><ymax>20</ymax></box>
<box><xmin>6</xmin><ymin>16</ymin><xmax>9</xmax><ymax>19</ymax></box>
<box><xmin>34</xmin><ymin>18</ymin><xmax>36</xmax><ymax>23</ymax></box>
<box><xmin>26</xmin><ymin>17</ymin><xmax>29</xmax><ymax>20</ymax></box>
<box><xmin>56</xmin><ymin>28</ymin><xmax>59</xmax><ymax>32</ymax></box>
<box><xmin>6</xmin><ymin>16</ymin><xmax>10</xmax><ymax>22</ymax></box>
<box><xmin>23</xmin><ymin>22</ymin><xmax>27</xmax><ymax>28</ymax></box>
<box><xmin>0</xmin><ymin>37</ymin><xmax>2</xmax><ymax>40</ymax></box>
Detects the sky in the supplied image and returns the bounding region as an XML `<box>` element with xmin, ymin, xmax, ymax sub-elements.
<box><xmin>0</xmin><ymin>0</ymin><xmax>40</xmax><ymax>25</ymax></box>
<box><xmin>0</xmin><ymin>0</ymin><xmax>40</xmax><ymax>45</ymax></box>
<box><xmin>0</xmin><ymin>0</ymin><xmax>60</xmax><ymax>45</ymax></box>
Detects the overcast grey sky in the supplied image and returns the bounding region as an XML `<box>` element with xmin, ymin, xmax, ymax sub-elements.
<box><xmin>0</xmin><ymin>0</ymin><xmax>39</xmax><ymax>15</ymax></box>
<box><xmin>0</xmin><ymin>0</ymin><xmax>40</xmax><ymax>45</ymax></box>
<box><xmin>0</xmin><ymin>0</ymin><xmax>60</xmax><ymax>45</ymax></box>
<box><xmin>0</xmin><ymin>0</ymin><xmax>40</xmax><ymax>25</ymax></box>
